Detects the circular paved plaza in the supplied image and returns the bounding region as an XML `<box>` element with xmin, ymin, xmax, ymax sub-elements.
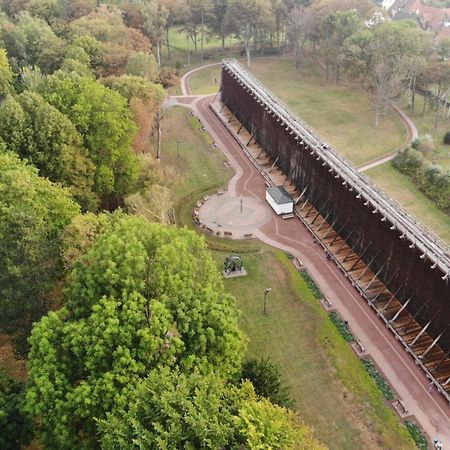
<box><xmin>198</xmin><ymin>193</ymin><xmax>273</xmax><ymax>239</ymax></box>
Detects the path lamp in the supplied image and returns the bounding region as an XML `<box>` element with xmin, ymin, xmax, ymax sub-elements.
<box><xmin>264</xmin><ymin>288</ymin><xmax>272</xmax><ymax>314</ymax></box>
<box><xmin>177</xmin><ymin>140</ymin><xmax>180</xmax><ymax>159</ymax></box>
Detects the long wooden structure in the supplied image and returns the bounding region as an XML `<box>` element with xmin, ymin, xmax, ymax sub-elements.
<box><xmin>220</xmin><ymin>58</ymin><xmax>450</xmax><ymax>400</ymax></box>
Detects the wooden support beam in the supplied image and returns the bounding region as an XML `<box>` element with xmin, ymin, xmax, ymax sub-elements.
<box><xmin>335</xmin><ymin>228</ymin><xmax>357</xmax><ymax>254</ymax></box>
<box><xmin>246</xmin><ymin>128</ymin><xmax>258</xmax><ymax>146</ymax></box>
<box><xmin>400</xmin><ymin>299</ymin><xmax>430</xmax><ymax>334</ymax></box>
<box><xmin>283</xmin><ymin>166</ymin><xmax>296</xmax><ymax>186</ymax></box>
<box><xmin>349</xmin><ymin>242</ymin><xmax>373</xmax><ymax>272</ymax></box>
<box><xmin>322</xmin><ymin>217</ymin><xmax>339</xmax><ymax>240</ymax></box>
<box><xmin>295</xmin><ymin>186</ymin><xmax>308</xmax><ymax>205</ymax></box>
<box><xmin>304</xmin><ymin>203</ymin><xmax>316</xmax><ymax>218</ymax></box>
<box><xmin>432</xmin><ymin>348</ymin><xmax>450</xmax><ymax>373</ymax></box>
<box><xmin>364</xmin><ymin>257</ymin><xmax>390</xmax><ymax>291</ymax></box>
<box><xmin>237</xmin><ymin>113</ymin><xmax>250</xmax><ymax>134</ymax></box>
<box><xmin>410</xmin><ymin>311</ymin><xmax>440</xmax><ymax>347</ymax></box>
<box><xmin>329</xmin><ymin>220</ymin><xmax>350</xmax><ymax>247</ymax></box>
<box><xmin>316</xmin><ymin>210</ymin><xmax>333</xmax><ymax>232</ymax></box>
<box><xmin>389</xmin><ymin>295</ymin><xmax>413</xmax><ymax>323</ymax></box>
<box><xmin>420</xmin><ymin>326</ymin><xmax>449</xmax><ymax>359</ymax></box>
<box><xmin>372</xmin><ymin>270</ymin><xmax>399</xmax><ymax>302</ymax></box>
<box><xmin>343</xmin><ymin>236</ymin><xmax>363</xmax><ymax>263</ymax></box>
<box><xmin>355</xmin><ymin>250</ymin><xmax>381</xmax><ymax>281</ymax></box>
<box><xmin>382</xmin><ymin>283</ymin><xmax>406</xmax><ymax>312</ymax></box>
<box><xmin>310</xmin><ymin>209</ymin><xmax>322</xmax><ymax>225</ymax></box>
<box><xmin>256</xmin><ymin>148</ymin><xmax>265</xmax><ymax>159</ymax></box>
<box><xmin>212</xmin><ymin>85</ymin><xmax>222</xmax><ymax>104</ymax></box>
<box><xmin>268</xmin><ymin>155</ymin><xmax>280</xmax><ymax>173</ymax></box>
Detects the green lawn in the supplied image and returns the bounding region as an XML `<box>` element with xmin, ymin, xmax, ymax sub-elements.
<box><xmin>367</xmin><ymin>162</ymin><xmax>450</xmax><ymax>243</ymax></box>
<box><xmin>188</xmin><ymin>58</ymin><xmax>407</xmax><ymax>166</ymax></box>
<box><xmin>160</xmin><ymin>106</ymin><xmax>415</xmax><ymax>449</ymax></box>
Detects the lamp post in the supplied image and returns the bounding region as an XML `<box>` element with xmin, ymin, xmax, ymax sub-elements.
<box><xmin>177</xmin><ymin>140</ymin><xmax>180</xmax><ymax>159</ymax></box>
<box><xmin>264</xmin><ymin>288</ymin><xmax>272</xmax><ymax>314</ymax></box>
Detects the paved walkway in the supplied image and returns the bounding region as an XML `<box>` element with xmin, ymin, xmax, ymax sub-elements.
<box><xmin>168</xmin><ymin>66</ymin><xmax>450</xmax><ymax>446</ymax></box>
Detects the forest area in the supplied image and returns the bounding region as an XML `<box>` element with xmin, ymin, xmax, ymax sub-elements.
<box><xmin>0</xmin><ymin>0</ymin><xmax>447</xmax><ymax>448</ymax></box>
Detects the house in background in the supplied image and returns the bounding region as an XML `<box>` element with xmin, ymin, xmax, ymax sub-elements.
<box><xmin>388</xmin><ymin>0</ymin><xmax>450</xmax><ymax>41</ymax></box>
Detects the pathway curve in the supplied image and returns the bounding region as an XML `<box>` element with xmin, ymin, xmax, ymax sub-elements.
<box><xmin>181</xmin><ymin>62</ymin><xmax>419</xmax><ymax>172</ymax></box>
<box><xmin>167</xmin><ymin>67</ymin><xmax>449</xmax><ymax>446</ymax></box>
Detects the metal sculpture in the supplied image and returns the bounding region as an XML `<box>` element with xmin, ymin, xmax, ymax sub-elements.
<box><xmin>224</xmin><ymin>254</ymin><xmax>243</xmax><ymax>275</ymax></box>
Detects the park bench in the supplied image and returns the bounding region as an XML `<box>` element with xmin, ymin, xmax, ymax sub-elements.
<box><xmin>224</xmin><ymin>231</ymin><xmax>233</xmax><ymax>236</ymax></box>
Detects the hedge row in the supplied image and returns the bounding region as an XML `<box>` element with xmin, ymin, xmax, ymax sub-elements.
<box><xmin>299</xmin><ymin>270</ymin><xmax>323</xmax><ymax>299</ymax></box>
<box><xmin>328</xmin><ymin>311</ymin><xmax>355</xmax><ymax>342</ymax></box>
<box><xmin>392</xmin><ymin>148</ymin><xmax>450</xmax><ymax>213</ymax></box>
<box><xmin>404</xmin><ymin>421</ymin><xmax>429</xmax><ymax>450</ymax></box>
<box><xmin>361</xmin><ymin>358</ymin><xmax>395</xmax><ymax>401</ymax></box>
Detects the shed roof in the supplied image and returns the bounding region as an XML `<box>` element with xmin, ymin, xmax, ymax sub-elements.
<box><xmin>267</xmin><ymin>186</ymin><xmax>293</xmax><ymax>205</ymax></box>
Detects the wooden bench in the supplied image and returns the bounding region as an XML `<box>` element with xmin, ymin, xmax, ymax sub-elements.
<box><xmin>281</xmin><ymin>213</ymin><xmax>295</xmax><ymax>220</ymax></box>
<box><xmin>224</xmin><ymin>231</ymin><xmax>233</xmax><ymax>236</ymax></box>
<box><xmin>244</xmin><ymin>233</ymin><xmax>253</xmax><ymax>239</ymax></box>
<box><xmin>395</xmin><ymin>399</ymin><xmax>408</xmax><ymax>415</ymax></box>
<box><xmin>355</xmin><ymin>340</ymin><xmax>365</xmax><ymax>354</ymax></box>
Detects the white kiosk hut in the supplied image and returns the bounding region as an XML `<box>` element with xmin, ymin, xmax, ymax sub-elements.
<box><xmin>266</xmin><ymin>186</ymin><xmax>294</xmax><ymax>215</ymax></box>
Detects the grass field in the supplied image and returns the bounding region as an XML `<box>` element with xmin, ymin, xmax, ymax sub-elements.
<box><xmin>367</xmin><ymin>162</ymin><xmax>450</xmax><ymax>243</ymax></box>
<box><xmin>160</xmin><ymin>106</ymin><xmax>415</xmax><ymax>449</ymax></box>
<box><xmin>187</xmin><ymin>58</ymin><xmax>407</xmax><ymax>166</ymax></box>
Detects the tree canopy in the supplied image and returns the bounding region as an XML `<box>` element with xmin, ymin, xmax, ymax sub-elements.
<box><xmin>26</xmin><ymin>215</ymin><xmax>245</xmax><ymax>448</ymax></box>
<box><xmin>0</xmin><ymin>151</ymin><xmax>79</xmax><ymax>331</ymax></box>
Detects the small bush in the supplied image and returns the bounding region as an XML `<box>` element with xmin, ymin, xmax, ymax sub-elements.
<box><xmin>241</xmin><ymin>357</ymin><xmax>293</xmax><ymax>408</ymax></box>
<box><xmin>328</xmin><ymin>311</ymin><xmax>355</xmax><ymax>342</ymax></box>
<box><xmin>299</xmin><ymin>270</ymin><xmax>322</xmax><ymax>299</ymax></box>
<box><xmin>404</xmin><ymin>421</ymin><xmax>429</xmax><ymax>450</ymax></box>
<box><xmin>444</xmin><ymin>131</ymin><xmax>450</xmax><ymax>145</ymax></box>
<box><xmin>361</xmin><ymin>358</ymin><xmax>395</xmax><ymax>400</ymax></box>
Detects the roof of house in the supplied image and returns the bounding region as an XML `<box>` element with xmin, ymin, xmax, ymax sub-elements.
<box><xmin>266</xmin><ymin>186</ymin><xmax>293</xmax><ymax>205</ymax></box>
<box><xmin>393</xmin><ymin>0</ymin><xmax>450</xmax><ymax>32</ymax></box>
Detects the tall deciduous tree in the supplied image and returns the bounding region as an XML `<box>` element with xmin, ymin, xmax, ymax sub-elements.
<box><xmin>0</xmin><ymin>49</ymin><xmax>13</xmax><ymax>97</ymax></box>
<box><xmin>26</xmin><ymin>216</ymin><xmax>244</xmax><ymax>448</ymax></box>
<box><xmin>344</xmin><ymin>21</ymin><xmax>424</xmax><ymax>126</ymax></box>
<box><xmin>38</xmin><ymin>72</ymin><xmax>139</xmax><ymax>208</ymax></box>
<box><xmin>0</xmin><ymin>373</ymin><xmax>34</xmax><ymax>450</ymax></box>
<box><xmin>225</xmin><ymin>0</ymin><xmax>273</xmax><ymax>67</ymax></box>
<box><xmin>98</xmin><ymin>368</ymin><xmax>325</xmax><ymax>449</ymax></box>
<box><xmin>0</xmin><ymin>152</ymin><xmax>79</xmax><ymax>331</ymax></box>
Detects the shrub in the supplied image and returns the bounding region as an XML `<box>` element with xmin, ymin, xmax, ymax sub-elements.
<box><xmin>404</xmin><ymin>421</ymin><xmax>428</xmax><ymax>450</ymax></box>
<box><xmin>0</xmin><ymin>372</ymin><xmax>34</xmax><ymax>450</ymax></box>
<box><xmin>361</xmin><ymin>359</ymin><xmax>395</xmax><ymax>400</ymax></box>
<box><xmin>411</xmin><ymin>134</ymin><xmax>434</xmax><ymax>154</ymax></box>
<box><xmin>328</xmin><ymin>311</ymin><xmax>355</xmax><ymax>342</ymax></box>
<box><xmin>158</xmin><ymin>66</ymin><xmax>179</xmax><ymax>88</ymax></box>
<box><xmin>241</xmin><ymin>357</ymin><xmax>293</xmax><ymax>408</ymax></box>
<box><xmin>444</xmin><ymin>131</ymin><xmax>450</xmax><ymax>145</ymax></box>
<box><xmin>299</xmin><ymin>269</ymin><xmax>323</xmax><ymax>299</ymax></box>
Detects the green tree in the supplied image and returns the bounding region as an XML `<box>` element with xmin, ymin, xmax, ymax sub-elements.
<box><xmin>1</xmin><ymin>12</ymin><xmax>65</xmax><ymax>73</ymax></box>
<box><xmin>0</xmin><ymin>90</ymin><xmax>98</xmax><ymax>210</ymax></box>
<box><xmin>344</xmin><ymin>21</ymin><xmax>426</xmax><ymax>126</ymax></box>
<box><xmin>0</xmin><ymin>95</ymin><xmax>26</xmax><ymax>153</ymax></box>
<box><xmin>0</xmin><ymin>48</ymin><xmax>13</xmax><ymax>96</ymax></box>
<box><xmin>321</xmin><ymin>10</ymin><xmax>361</xmax><ymax>82</ymax></box>
<box><xmin>98</xmin><ymin>368</ymin><xmax>325</xmax><ymax>449</ymax></box>
<box><xmin>0</xmin><ymin>151</ymin><xmax>79</xmax><ymax>332</ymax></box>
<box><xmin>241</xmin><ymin>357</ymin><xmax>293</xmax><ymax>407</ymax></box>
<box><xmin>126</xmin><ymin>51</ymin><xmax>159</xmax><ymax>81</ymax></box>
<box><xmin>0</xmin><ymin>372</ymin><xmax>34</xmax><ymax>450</ymax></box>
<box><xmin>26</xmin><ymin>216</ymin><xmax>244</xmax><ymax>448</ymax></box>
<box><xmin>38</xmin><ymin>72</ymin><xmax>139</xmax><ymax>208</ymax></box>
<box><xmin>225</xmin><ymin>0</ymin><xmax>273</xmax><ymax>67</ymax></box>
